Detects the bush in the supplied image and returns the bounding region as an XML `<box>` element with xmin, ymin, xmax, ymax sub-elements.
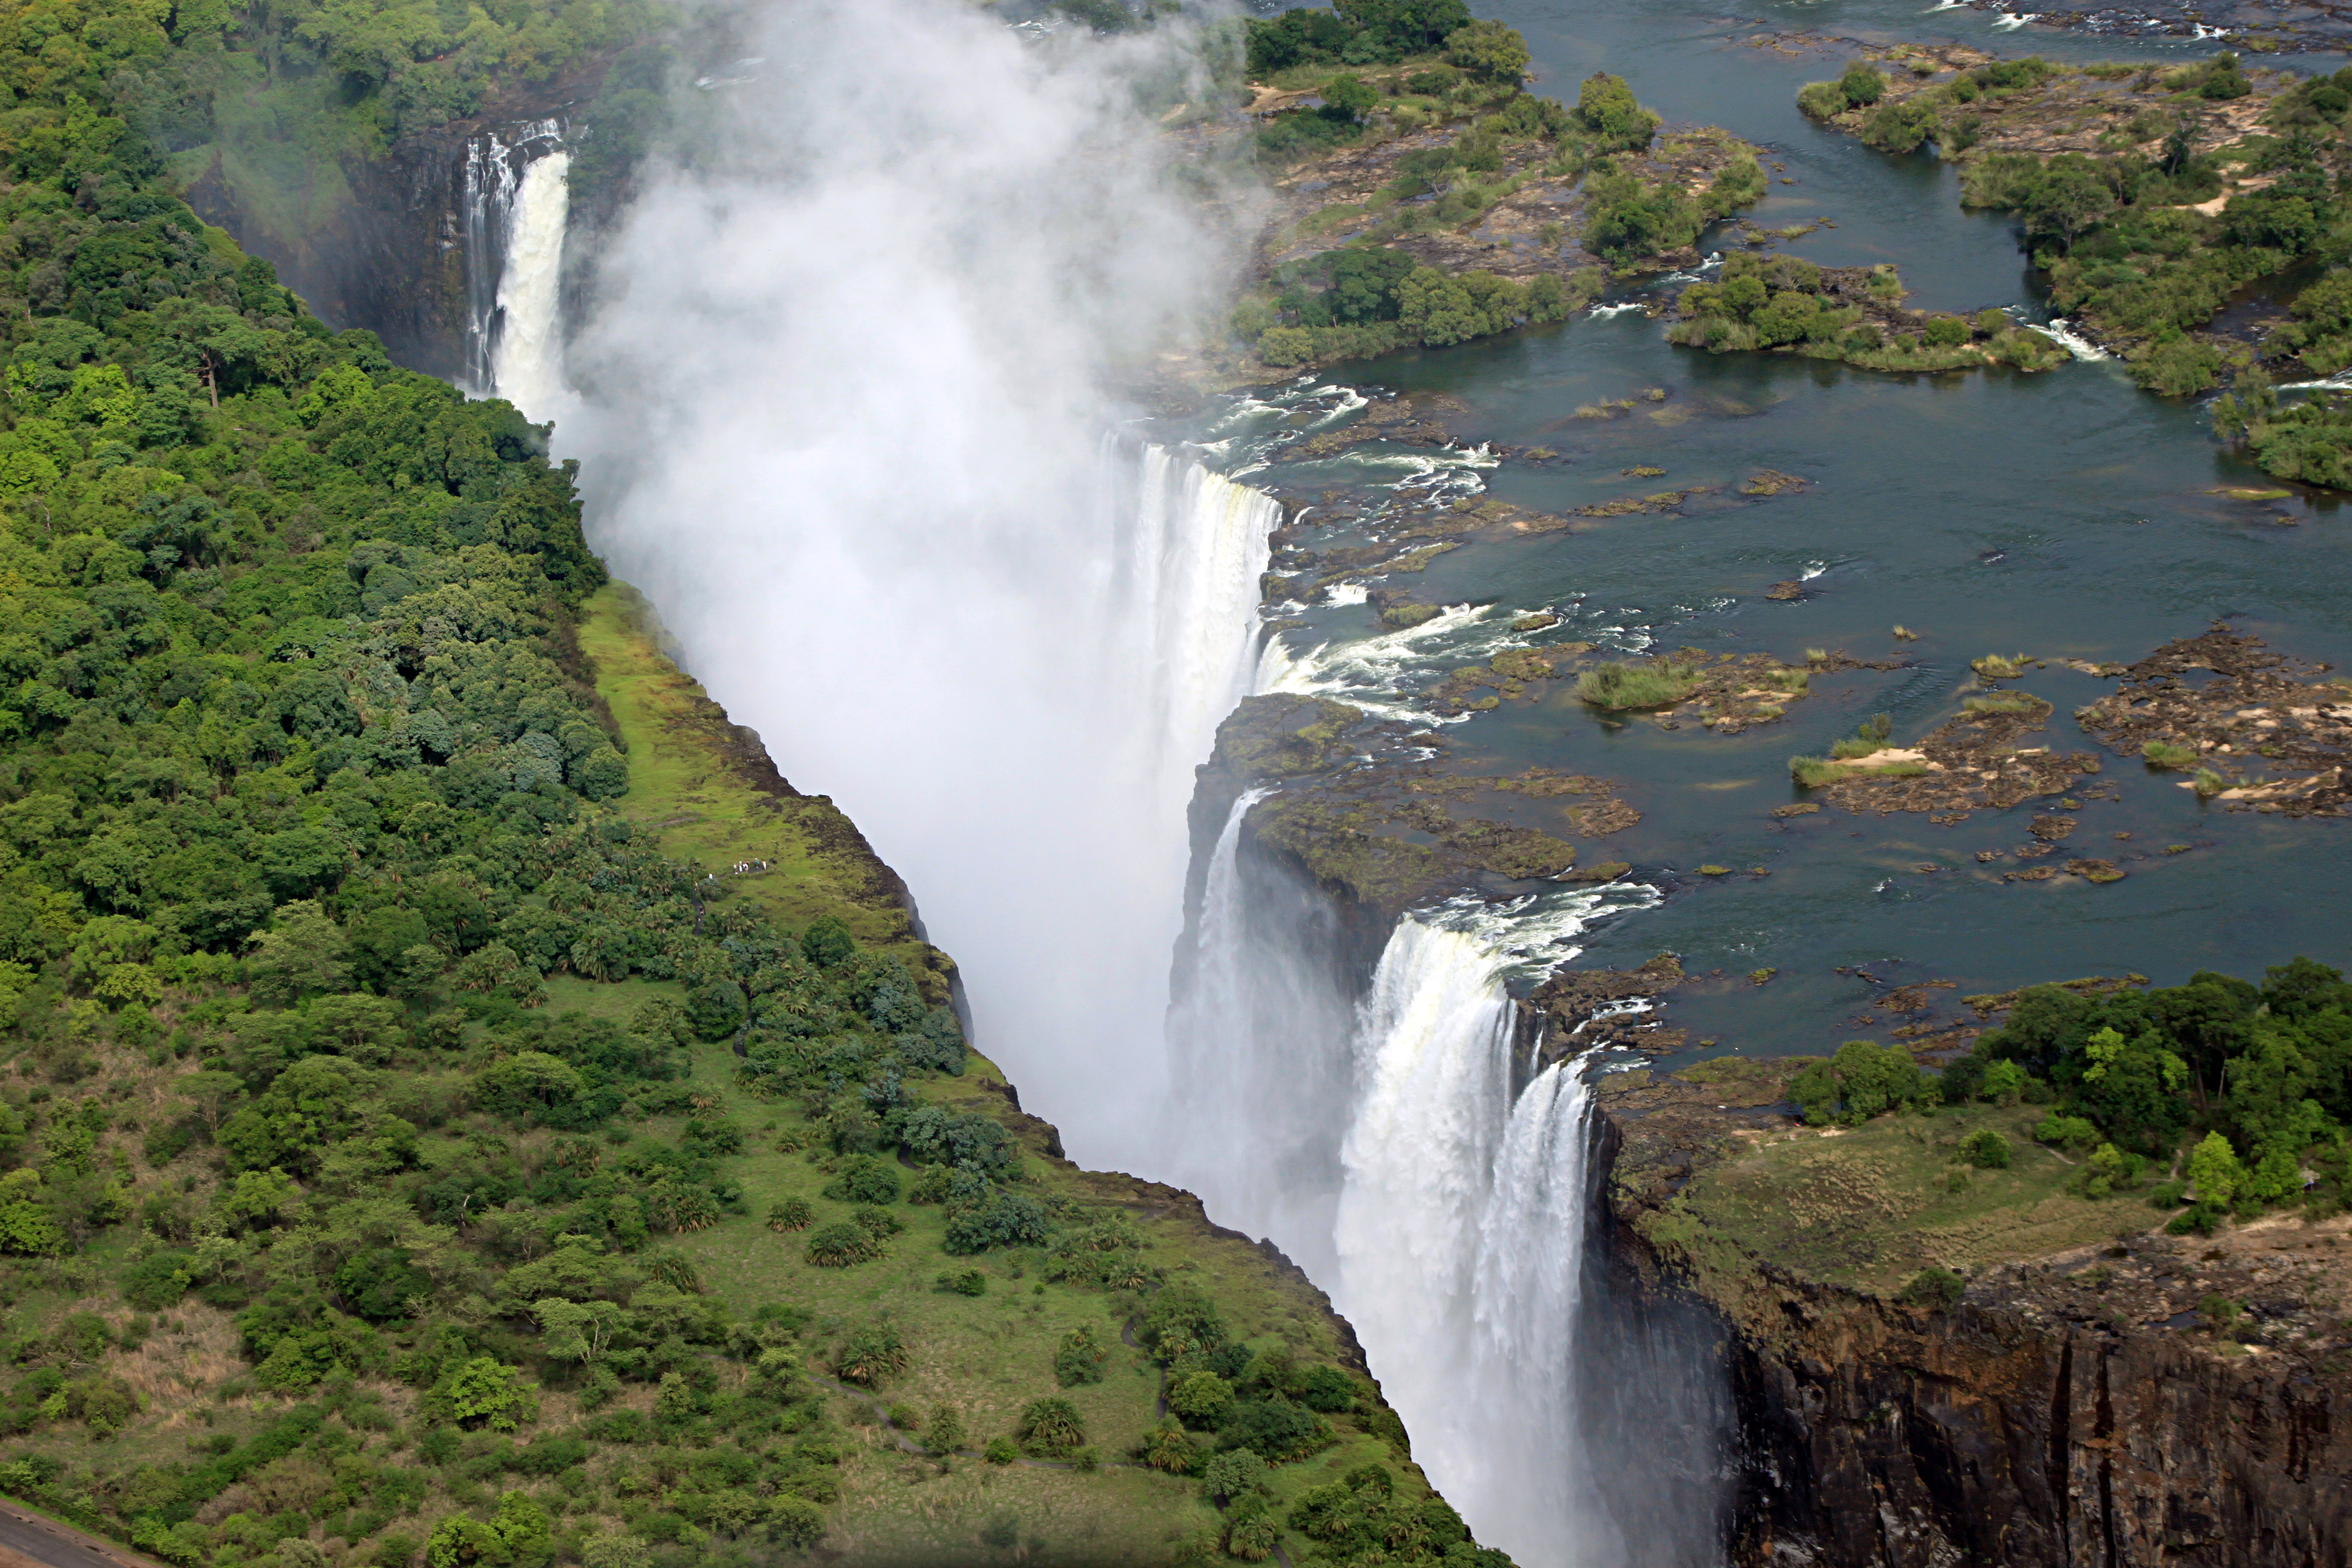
<box><xmin>935</xmin><ymin>1268</ymin><xmax>987</xmax><ymax>1296</ymax></box>
<box><xmin>1219</xmin><ymin>1396</ymin><xmax>1329</xmax><ymax>1462</ymax></box>
<box><xmin>1839</xmin><ymin>64</ymin><xmax>1886</xmax><ymax>105</ymax></box>
<box><xmin>1896</xmin><ymin>1267</ymin><xmax>1964</xmax><ymax>1309</ymax></box>
<box><xmin>1445</xmin><ymin>20</ymin><xmax>1529</xmax><ymax>84</ymax></box>
<box><xmin>1789</xmin><ymin>1041</ymin><xmax>1929</xmax><ymax>1126</ymax></box>
<box><xmin>1169</xmin><ymin>1370</ymin><xmax>1235</xmax><ymax>1427</ymax></box>
<box><xmin>835</xmin><ymin>1323</ymin><xmax>907</xmax><ymax>1385</ymax></box>
<box><xmin>2142</xmin><ymin>740</ymin><xmax>2199</xmax><ymax>770</ymax></box>
<box><xmin>941</xmin><ymin>1190</ymin><xmax>1050</xmax><ymax>1255</ymax></box>
<box><xmin>767</xmin><ymin>1198</ymin><xmax>813</xmax><ymax>1232</ymax></box>
<box><xmin>1923</xmin><ymin>315</ymin><xmax>1970</xmax><ymax>348</ymax></box>
<box><xmin>1959</xmin><ymin>1128</ymin><xmax>2012</xmax><ymax>1169</ymax></box>
<box><xmin>1577</xmin><ymin>72</ymin><xmax>1660</xmax><ymax>150</ymax></box>
<box><xmin>2034</xmin><ymin>1113</ymin><xmax>2102</xmax><ymax>1154</ymax></box>
<box><xmin>823</xmin><ymin>1156</ymin><xmax>901</xmax><ymax>1205</ymax></box>
<box><xmin>1140</xmin><ymin>1417</ymin><xmax>1202</xmax><ymax>1474</ymax></box>
<box><xmin>1201</xmin><ymin>1447</ymin><xmax>1270</xmax><ymax>1503</ymax></box>
<box><xmin>1797</xmin><ymin>81</ymin><xmax>1851</xmax><ymax>120</ymax></box>
<box><xmin>1017</xmin><ymin>1396</ymin><xmax>1086</xmax><ymax>1458</ymax></box>
<box><xmin>851</xmin><ymin>1204</ymin><xmax>902</xmax><ymax>1238</ymax></box>
<box><xmin>1054</xmin><ymin>1323</ymin><xmax>1108</xmax><ymax>1387</ymax></box>
<box><xmin>2076</xmin><ymin>1142</ymin><xmax>2143</xmax><ymax>1198</ymax></box>
<box><xmin>805</xmin><ymin>1222</ymin><xmax>884</xmax><ymax>1268</ymax></box>
<box><xmin>768</xmin><ymin>1496</ymin><xmax>824</xmax><ymax>1550</ymax></box>
<box><xmin>1576</xmin><ymin>659</ymin><xmax>1701</xmax><ymax>711</ymax></box>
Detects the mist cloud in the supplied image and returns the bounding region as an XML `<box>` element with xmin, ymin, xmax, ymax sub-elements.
<box><xmin>564</xmin><ymin>0</ymin><xmax>1251</xmax><ymax>1156</ymax></box>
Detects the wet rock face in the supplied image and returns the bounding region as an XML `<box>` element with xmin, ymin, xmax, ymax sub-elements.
<box><xmin>1718</xmin><ymin>1278</ymin><xmax>2350</xmax><ymax>1568</ymax></box>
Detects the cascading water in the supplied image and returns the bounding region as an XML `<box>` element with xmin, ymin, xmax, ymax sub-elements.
<box><xmin>459</xmin><ymin>119</ymin><xmax>567</xmax><ymax>406</ymax></box>
<box><xmin>1330</xmin><ymin>896</ymin><xmax>1658</xmax><ymax>1567</ymax></box>
<box><xmin>1126</xmin><ymin>445</ymin><xmax>1283</xmax><ymax>825</ymax></box>
<box><xmin>490</xmin><ymin>149</ymin><xmax>572</xmax><ymax>419</ymax></box>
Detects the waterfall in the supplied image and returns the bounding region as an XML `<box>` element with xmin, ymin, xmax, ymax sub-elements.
<box><xmin>459</xmin><ymin>119</ymin><xmax>566</xmax><ymax>407</ymax></box>
<box><xmin>1330</xmin><ymin>903</ymin><xmax>1634</xmax><ymax>1567</ymax></box>
<box><xmin>490</xmin><ymin>149</ymin><xmax>572</xmax><ymax>418</ymax></box>
<box><xmin>1129</xmin><ymin>445</ymin><xmax>1282</xmax><ymax>804</ymax></box>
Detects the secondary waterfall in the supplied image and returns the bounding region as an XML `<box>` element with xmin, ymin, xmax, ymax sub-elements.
<box><xmin>490</xmin><ymin>149</ymin><xmax>572</xmax><ymax>418</ymax></box>
<box><xmin>459</xmin><ymin>119</ymin><xmax>567</xmax><ymax>408</ymax></box>
<box><xmin>1331</xmin><ymin>904</ymin><xmax>1625</xmax><ymax>1567</ymax></box>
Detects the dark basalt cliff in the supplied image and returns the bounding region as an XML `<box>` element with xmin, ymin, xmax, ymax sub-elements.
<box><xmin>1590</xmin><ymin>1078</ymin><xmax>2352</xmax><ymax>1568</ymax></box>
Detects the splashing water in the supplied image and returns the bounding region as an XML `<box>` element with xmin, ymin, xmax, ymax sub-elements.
<box><xmin>1332</xmin><ymin>895</ymin><xmax>1651</xmax><ymax>1565</ymax></box>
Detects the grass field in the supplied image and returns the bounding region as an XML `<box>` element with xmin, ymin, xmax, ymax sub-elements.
<box><xmin>1676</xmin><ymin>1101</ymin><xmax>2156</xmax><ymax>1293</ymax></box>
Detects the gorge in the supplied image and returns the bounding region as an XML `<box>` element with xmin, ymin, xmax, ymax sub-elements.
<box><xmin>0</xmin><ymin>0</ymin><xmax>2342</xmax><ymax>1566</ymax></box>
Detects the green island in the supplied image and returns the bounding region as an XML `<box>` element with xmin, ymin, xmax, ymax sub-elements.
<box><xmin>0</xmin><ymin>6</ymin><xmax>1522</xmax><ymax>1568</ymax></box>
<box><xmin>1789</xmin><ymin>42</ymin><xmax>2352</xmax><ymax>485</ymax></box>
<box><xmin>1223</xmin><ymin>2</ymin><xmax>1766</xmax><ymax>372</ymax></box>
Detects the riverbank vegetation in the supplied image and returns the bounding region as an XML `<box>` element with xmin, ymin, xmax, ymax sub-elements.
<box><xmin>1619</xmin><ymin>956</ymin><xmax>2352</xmax><ymax>1300</ymax></box>
<box><xmin>1668</xmin><ymin>253</ymin><xmax>2065</xmax><ymax>373</ymax></box>
<box><xmin>1232</xmin><ymin>22</ymin><xmax>1765</xmax><ymax>372</ymax></box>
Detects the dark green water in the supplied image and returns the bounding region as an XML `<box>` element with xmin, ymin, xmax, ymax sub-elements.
<box><xmin>1201</xmin><ymin>2</ymin><xmax>2352</xmax><ymax>1059</ymax></box>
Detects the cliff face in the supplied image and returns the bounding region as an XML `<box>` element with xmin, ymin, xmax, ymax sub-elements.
<box><xmin>1716</xmin><ymin>1263</ymin><xmax>2348</xmax><ymax>1568</ymax></box>
<box><xmin>180</xmin><ymin>67</ymin><xmax>596</xmax><ymax>380</ymax></box>
<box><xmin>1590</xmin><ymin>1073</ymin><xmax>2352</xmax><ymax>1568</ymax></box>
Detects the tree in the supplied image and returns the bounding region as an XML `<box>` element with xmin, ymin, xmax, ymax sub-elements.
<box><xmin>532</xmin><ymin>1298</ymin><xmax>626</xmax><ymax>1363</ymax></box>
<box><xmin>1320</xmin><ymin>74</ymin><xmax>1379</xmax><ymax>124</ymax></box>
<box><xmin>1576</xmin><ymin>73</ymin><xmax>1659</xmax><ymax>152</ymax></box>
<box><xmin>1055</xmin><ymin>1322</ymin><xmax>1108</xmax><ymax>1386</ymax></box>
<box><xmin>2189</xmin><ymin>1130</ymin><xmax>2247</xmax><ymax>1209</ymax></box>
<box><xmin>432</xmin><ymin>1357</ymin><xmax>537</xmax><ymax>1431</ymax></box>
<box><xmin>1444</xmin><ymin>20</ymin><xmax>1528</xmax><ymax>84</ymax></box>
<box><xmin>245</xmin><ymin>900</ymin><xmax>351</xmax><ymax>1005</ymax></box>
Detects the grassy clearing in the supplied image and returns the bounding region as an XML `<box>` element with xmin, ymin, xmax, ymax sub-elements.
<box><xmin>1675</xmin><ymin>1102</ymin><xmax>2152</xmax><ymax>1293</ymax></box>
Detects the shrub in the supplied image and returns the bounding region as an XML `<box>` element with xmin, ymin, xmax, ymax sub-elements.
<box><xmin>767</xmin><ymin>1198</ymin><xmax>813</xmax><ymax>1232</ymax></box>
<box><xmin>1923</xmin><ymin>315</ymin><xmax>1970</xmax><ymax>348</ymax></box>
<box><xmin>1862</xmin><ymin>98</ymin><xmax>1940</xmax><ymax>154</ymax></box>
<box><xmin>1838</xmin><ymin>64</ymin><xmax>1886</xmax><ymax>105</ymax></box>
<box><xmin>1959</xmin><ymin>1129</ymin><xmax>2012</xmax><ymax>1169</ymax></box>
<box><xmin>935</xmin><ymin>1268</ymin><xmax>987</xmax><ymax>1295</ymax></box>
<box><xmin>1576</xmin><ymin>71</ymin><xmax>1659</xmax><ymax>150</ymax></box>
<box><xmin>1896</xmin><ymin>1267</ymin><xmax>1964</xmax><ymax>1309</ymax></box>
<box><xmin>1169</xmin><ymin>1370</ymin><xmax>1235</xmax><ymax>1427</ymax></box>
<box><xmin>941</xmin><ymin>1190</ymin><xmax>1050</xmax><ymax>1255</ymax></box>
<box><xmin>1140</xmin><ymin>1417</ymin><xmax>1202</xmax><ymax>1474</ymax></box>
<box><xmin>1797</xmin><ymin>80</ymin><xmax>1851</xmax><ymax>119</ymax></box>
<box><xmin>1054</xmin><ymin>1323</ymin><xmax>1108</xmax><ymax>1387</ymax></box>
<box><xmin>1789</xmin><ymin>1041</ymin><xmax>1929</xmax><ymax>1126</ymax></box>
<box><xmin>1219</xmin><ymin>1396</ymin><xmax>1329</xmax><ymax>1462</ymax></box>
<box><xmin>1017</xmin><ymin>1396</ymin><xmax>1086</xmax><ymax>1458</ymax></box>
<box><xmin>926</xmin><ymin>1403</ymin><xmax>967</xmax><ymax>1452</ymax></box>
<box><xmin>2034</xmin><ymin>1113</ymin><xmax>2101</xmax><ymax>1154</ymax></box>
<box><xmin>835</xmin><ymin>1323</ymin><xmax>907</xmax><ymax>1385</ymax></box>
<box><xmin>2191</xmin><ymin>768</ymin><xmax>2230</xmax><ymax>799</ymax></box>
<box><xmin>2142</xmin><ymin>740</ymin><xmax>2199</xmax><ymax>770</ymax></box>
<box><xmin>805</xmin><ymin>1222</ymin><xmax>884</xmax><ymax>1268</ymax></box>
<box><xmin>768</xmin><ymin>1496</ymin><xmax>825</xmax><ymax>1550</ymax></box>
<box><xmin>1577</xmin><ymin>658</ymin><xmax>1701</xmax><ymax>711</ymax></box>
<box><xmin>1829</xmin><ymin>713</ymin><xmax>1894</xmax><ymax>760</ymax></box>
<box><xmin>851</xmin><ymin>1204</ymin><xmax>903</xmax><ymax>1237</ymax></box>
<box><xmin>1202</xmin><ymin>1447</ymin><xmax>1271</xmax><ymax>1503</ymax></box>
<box><xmin>2076</xmin><ymin>1143</ymin><xmax>2143</xmax><ymax>1198</ymax></box>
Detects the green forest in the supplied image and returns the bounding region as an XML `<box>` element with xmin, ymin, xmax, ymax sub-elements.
<box><xmin>1787</xmin><ymin>960</ymin><xmax>2352</xmax><ymax>1232</ymax></box>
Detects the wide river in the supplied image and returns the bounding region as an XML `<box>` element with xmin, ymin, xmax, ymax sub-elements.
<box><xmin>1188</xmin><ymin>0</ymin><xmax>2352</xmax><ymax>1061</ymax></box>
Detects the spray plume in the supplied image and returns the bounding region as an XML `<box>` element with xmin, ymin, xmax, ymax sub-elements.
<box><xmin>563</xmin><ymin>0</ymin><xmax>1255</xmax><ymax>1157</ymax></box>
